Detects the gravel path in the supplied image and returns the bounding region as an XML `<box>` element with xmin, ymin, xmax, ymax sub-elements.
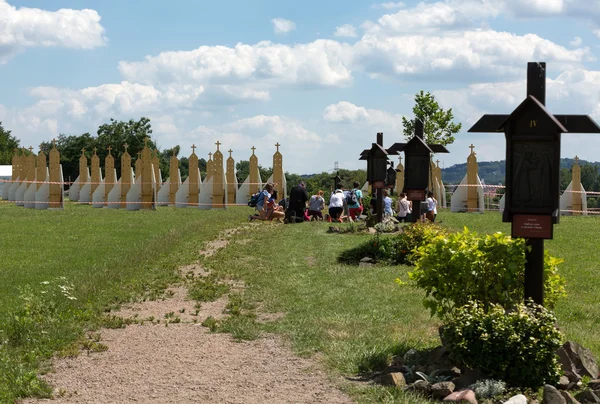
<box><xmin>23</xmin><ymin>227</ymin><xmax>353</xmax><ymax>404</ymax></box>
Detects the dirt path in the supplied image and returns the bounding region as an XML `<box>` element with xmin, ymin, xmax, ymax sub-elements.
<box><xmin>23</xmin><ymin>227</ymin><xmax>353</xmax><ymax>404</ymax></box>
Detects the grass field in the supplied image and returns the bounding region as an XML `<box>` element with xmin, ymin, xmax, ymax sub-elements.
<box><xmin>1</xmin><ymin>204</ymin><xmax>599</xmax><ymax>403</ymax></box>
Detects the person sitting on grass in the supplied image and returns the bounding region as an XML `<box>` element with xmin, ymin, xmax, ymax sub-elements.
<box><xmin>328</xmin><ymin>189</ymin><xmax>345</xmax><ymax>222</ymax></box>
<box><xmin>249</xmin><ymin>183</ymin><xmax>274</xmax><ymax>221</ymax></box>
<box><xmin>266</xmin><ymin>190</ymin><xmax>285</xmax><ymax>222</ymax></box>
<box><xmin>347</xmin><ymin>181</ymin><xmax>364</xmax><ymax>221</ymax></box>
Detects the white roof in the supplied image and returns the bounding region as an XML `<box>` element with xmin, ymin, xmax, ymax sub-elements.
<box><xmin>0</xmin><ymin>165</ymin><xmax>12</xmax><ymax>177</ymax></box>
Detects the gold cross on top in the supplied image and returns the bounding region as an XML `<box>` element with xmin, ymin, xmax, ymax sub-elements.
<box><xmin>51</xmin><ymin>138</ymin><xmax>57</xmax><ymax>148</ymax></box>
<box><xmin>228</xmin><ymin>149</ymin><xmax>233</xmax><ymax>158</ymax></box>
<box><xmin>208</xmin><ymin>152</ymin><xmax>212</xmax><ymax>160</ymax></box>
<box><xmin>93</xmin><ymin>147</ymin><xmax>97</xmax><ymax>155</ymax></box>
<box><xmin>575</xmin><ymin>155</ymin><xmax>579</xmax><ymax>164</ymax></box>
<box><xmin>107</xmin><ymin>146</ymin><xmax>113</xmax><ymax>155</ymax></box>
<box><xmin>469</xmin><ymin>144</ymin><xmax>475</xmax><ymax>154</ymax></box>
<box><xmin>123</xmin><ymin>143</ymin><xmax>129</xmax><ymax>152</ymax></box>
<box><xmin>275</xmin><ymin>142</ymin><xmax>281</xmax><ymax>152</ymax></box>
<box><xmin>191</xmin><ymin>144</ymin><xmax>196</xmax><ymax>154</ymax></box>
<box><xmin>215</xmin><ymin>140</ymin><xmax>221</xmax><ymax>151</ymax></box>
<box><xmin>81</xmin><ymin>148</ymin><xmax>86</xmax><ymax>155</ymax></box>
<box><xmin>251</xmin><ymin>146</ymin><xmax>256</xmax><ymax>155</ymax></box>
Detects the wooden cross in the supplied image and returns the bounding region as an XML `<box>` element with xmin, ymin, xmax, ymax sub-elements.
<box><xmin>28</xmin><ymin>146</ymin><xmax>33</xmax><ymax>153</ymax></box>
<box><xmin>575</xmin><ymin>155</ymin><xmax>579</xmax><ymax>164</ymax></box>
<box><xmin>51</xmin><ymin>138</ymin><xmax>57</xmax><ymax>148</ymax></box>
<box><xmin>93</xmin><ymin>147</ymin><xmax>97</xmax><ymax>155</ymax></box>
<box><xmin>215</xmin><ymin>140</ymin><xmax>221</xmax><ymax>151</ymax></box>
<box><xmin>123</xmin><ymin>143</ymin><xmax>129</xmax><ymax>153</ymax></box>
<box><xmin>228</xmin><ymin>149</ymin><xmax>233</xmax><ymax>158</ymax></box>
<box><xmin>398</xmin><ymin>155</ymin><xmax>402</xmax><ymax>164</ymax></box>
<box><xmin>251</xmin><ymin>146</ymin><xmax>256</xmax><ymax>155</ymax></box>
<box><xmin>191</xmin><ymin>144</ymin><xmax>196</xmax><ymax>154</ymax></box>
<box><xmin>436</xmin><ymin>159</ymin><xmax>440</xmax><ymax>168</ymax></box>
<box><xmin>469</xmin><ymin>144</ymin><xmax>475</xmax><ymax>154</ymax></box>
<box><xmin>275</xmin><ymin>142</ymin><xmax>281</xmax><ymax>152</ymax></box>
<box><xmin>208</xmin><ymin>152</ymin><xmax>212</xmax><ymax>160</ymax></box>
<box><xmin>81</xmin><ymin>148</ymin><xmax>86</xmax><ymax>155</ymax></box>
<box><xmin>107</xmin><ymin>146</ymin><xmax>112</xmax><ymax>155</ymax></box>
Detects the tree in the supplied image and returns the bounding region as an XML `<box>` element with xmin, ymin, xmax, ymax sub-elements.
<box><xmin>0</xmin><ymin>122</ymin><xmax>20</xmax><ymax>165</ymax></box>
<box><xmin>402</xmin><ymin>91</ymin><xmax>462</xmax><ymax>146</ymax></box>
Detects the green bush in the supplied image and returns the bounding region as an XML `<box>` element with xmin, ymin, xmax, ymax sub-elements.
<box><xmin>442</xmin><ymin>301</ymin><xmax>563</xmax><ymax>388</ymax></box>
<box><xmin>408</xmin><ymin>228</ymin><xmax>566</xmax><ymax>318</ymax></box>
<box><xmin>394</xmin><ymin>222</ymin><xmax>446</xmax><ymax>265</ymax></box>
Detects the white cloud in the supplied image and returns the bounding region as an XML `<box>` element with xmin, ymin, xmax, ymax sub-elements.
<box><xmin>271</xmin><ymin>18</ymin><xmax>296</xmax><ymax>35</ymax></box>
<box><xmin>379</xmin><ymin>2</ymin><xmax>405</xmax><ymax>10</ymax></box>
<box><xmin>323</xmin><ymin>101</ymin><xmax>404</xmax><ymax>133</ymax></box>
<box><xmin>118</xmin><ymin>40</ymin><xmax>354</xmax><ymax>90</ymax></box>
<box><xmin>334</xmin><ymin>24</ymin><xmax>357</xmax><ymax>38</ymax></box>
<box><xmin>0</xmin><ymin>0</ymin><xmax>106</xmax><ymax>63</ymax></box>
<box><xmin>570</xmin><ymin>36</ymin><xmax>582</xmax><ymax>47</ymax></box>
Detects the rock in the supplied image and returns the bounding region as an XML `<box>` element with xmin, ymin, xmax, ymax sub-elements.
<box><xmin>406</xmin><ymin>380</ymin><xmax>431</xmax><ymax>395</ymax></box>
<box><xmin>403</xmin><ymin>349</ymin><xmax>421</xmax><ymax>365</ymax></box>
<box><xmin>378</xmin><ymin>372</ymin><xmax>406</xmax><ymax>388</ymax></box>
<box><xmin>559</xmin><ymin>391</ymin><xmax>580</xmax><ymax>404</ymax></box>
<box><xmin>431</xmin><ymin>367</ymin><xmax>462</xmax><ymax>379</ymax></box>
<box><xmin>432</xmin><ymin>382</ymin><xmax>455</xmax><ymax>399</ymax></box>
<box><xmin>574</xmin><ymin>390</ymin><xmax>600</xmax><ymax>403</ymax></box>
<box><xmin>557</xmin><ymin>341</ymin><xmax>599</xmax><ymax>380</ymax></box>
<box><xmin>558</xmin><ymin>376</ymin><xmax>571</xmax><ymax>390</ymax></box>
<box><xmin>454</xmin><ymin>368</ymin><xmax>486</xmax><ymax>390</ymax></box>
<box><xmin>328</xmin><ymin>226</ymin><xmax>341</xmax><ymax>233</ymax></box>
<box><xmin>367</xmin><ymin>227</ymin><xmax>377</xmax><ymax>234</ymax></box>
<box><xmin>443</xmin><ymin>389</ymin><xmax>478</xmax><ymax>404</ymax></box>
<box><xmin>543</xmin><ymin>385</ymin><xmax>567</xmax><ymax>404</ymax></box>
<box><xmin>360</xmin><ymin>256</ymin><xmax>374</xmax><ymax>263</ymax></box>
<box><xmin>589</xmin><ymin>380</ymin><xmax>600</xmax><ymax>390</ymax></box>
<box><xmin>564</xmin><ymin>371</ymin><xmax>582</xmax><ymax>383</ymax></box>
<box><xmin>504</xmin><ymin>394</ymin><xmax>528</xmax><ymax>404</ymax></box>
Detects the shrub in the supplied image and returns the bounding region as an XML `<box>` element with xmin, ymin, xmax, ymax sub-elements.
<box><xmin>442</xmin><ymin>301</ymin><xmax>563</xmax><ymax>388</ymax></box>
<box><xmin>408</xmin><ymin>228</ymin><xmax>566</xmax><ymax>318</ymax></box>
<box><xmin>394</xmin><ymin>222</ymin><xmax>446</xmax><ymax>265</ymax></box>
<box><xmin>469</xmin><ymin>379</ymin><xmax>506</xmax><ymax>399</ymax></box>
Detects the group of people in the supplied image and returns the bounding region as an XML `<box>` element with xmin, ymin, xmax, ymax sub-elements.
<box><xmin>249</xmin><ymin>181</ymin><xmax>438</xmax><ymax>224</ymax></box>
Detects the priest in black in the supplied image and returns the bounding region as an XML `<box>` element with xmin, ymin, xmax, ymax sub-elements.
<box><xmin>285</xmin><ymin>181</ymin><xmax>309</xmax><ymax>223</ymax></box>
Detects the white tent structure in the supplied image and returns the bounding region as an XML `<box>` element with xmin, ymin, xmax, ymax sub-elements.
<box><xmin>0</xmin><ymin>165</ymin><xmax>11</xmax><ymax>198</ymax></box>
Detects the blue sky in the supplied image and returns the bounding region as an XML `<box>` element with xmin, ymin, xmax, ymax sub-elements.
<box><xmin>1</xmin><ymin>0</ymin><xmax>600</xmax><ymax>175</ymax></box>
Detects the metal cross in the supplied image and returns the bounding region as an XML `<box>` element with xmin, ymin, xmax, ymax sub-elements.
<box><xmin>275</xmin><ymin>142</ymin><xmax>281</xmax><ymax>152</ymax></box>
<box><xmin>191</xmin><ymin>144</ymin><xmax>196</xmax><ymax>154</ymax></box>
<box><xmin>251</xmin><ymin>146</ymin><xmax>256</xmax><ymax>155</ymax></box>
<box><xmin>208</xmin><ymin>152</ymin><xmax>212</xmax><ymax>160</ymax></box>
<box><xmin>228</xmin><ymin>149</ymin><xmax>233</xmax><ymax>158</ymax></box>
<box><xmin>215</xmin><ymin>140</ymin><xmax>221</xmax><ymax>151</ymax></box>
<box><xmin>469</xmin><ymin>144</ymin><xmax>475</xmax><ymax>154</ymax></box>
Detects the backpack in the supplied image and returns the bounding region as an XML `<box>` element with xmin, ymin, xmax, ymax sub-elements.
<box><xmin>346</xmin><ymin>189</ymin><xmax>358</xmax><ymax>205</ymax></box>
<box><xmin>248</xmin><ymin>192</ymin><xmax>261</xmax><ymax>207</ymax></box>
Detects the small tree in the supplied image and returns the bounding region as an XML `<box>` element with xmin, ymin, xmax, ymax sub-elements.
<box><xmin>402</xmin><ymin>91</ymin><xmax>461</xmax><ymax>146</ymax></box>
<box><xmin>0</xmin><ymin>122</ymin><xmax>20</xmax><ymax>165</ymax></box>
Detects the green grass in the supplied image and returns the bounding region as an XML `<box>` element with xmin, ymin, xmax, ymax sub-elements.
<box><xmin>0</xmin><ymin>203</ymin><xmax>245</xmax><ymax>403</ymax></box>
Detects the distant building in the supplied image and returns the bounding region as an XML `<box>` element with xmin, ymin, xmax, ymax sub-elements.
<box><xmin>0</xmin><ymin>165</ymin><xmax>11</xmax><ymax>195</ymax></box>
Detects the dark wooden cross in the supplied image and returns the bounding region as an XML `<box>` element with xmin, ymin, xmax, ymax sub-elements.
<box><xmin>387</xmin><ymin>119</ymin><xmax>449</xmax><ymax>222</ymax></box>
<box><xmin>228</xmin><ymin>149</ymin><xmax>233</xmax><ymax>158</ymax></box>
<box><xmin>215</xmin><ymin>141</ymin><xmax>221</xmax><ymax>151</ymax></box>
<box><xmin>191</xmin><ymin>144</ymin><xmax>196</xmax><ymax>154</ymax></box>
<box><xmin>251</xmin><ymin>146</ymin><xmax>256</xmax><ymax>155</ymax></box>
<box><xmin>469</xmin><ymin>62</ymin><xmax>600</xmax><ymax>305</ymax></box>
<box><xmin>275</xmin><ymin>142</ymin><xmax>281</xmax><ymax>153</ymax></box>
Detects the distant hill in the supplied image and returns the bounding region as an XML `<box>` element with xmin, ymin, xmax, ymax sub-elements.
<box><xmin>441</xmin><ymin>158</ymin><xmax>600</xmax><ymax>185</ymax></box>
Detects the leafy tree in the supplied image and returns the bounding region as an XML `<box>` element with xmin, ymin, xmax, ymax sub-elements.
<box><xmin>0</xmin><ymin>122</ymin><xmax>20</xmax><ymax>165</ymax></box>
<box><xmin>402</xmin><ymin>91</ymin><xmax>461</xmax><ymax>146</ymax></box>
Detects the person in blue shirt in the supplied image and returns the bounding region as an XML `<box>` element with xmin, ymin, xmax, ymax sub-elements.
<box><xmin>347</xmin><ymin>181</ymin><xmax>364</xmax><ymax>220</ymax></box>
<box><xmin>383</xmin><ymin>190</ymin><xmax>393</xmax><ymax>216</ymax></box>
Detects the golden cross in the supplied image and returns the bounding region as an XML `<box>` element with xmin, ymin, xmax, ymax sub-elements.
<box><xmin>436</xmin><ymin>159</ymin><xmax>440</xmax><ymax>168</ymax></box>
<box><xmin>228</xmin><ymin>149</ymin><xmax>233</xmax><ymax>158</ymax></box>
<box><xmin>51</xmin><ymin>138</ymin><xmax>57</xmax><ymax>148</ymax></box>
<box><xmin>215</xmin><ymin>140</ymin><xmax>221</xmax><ymax>151</ymax></box>
<box><xmin>251</xmin><ymin>146</ymin><xmax>256</xmax><ymax>155</ymax></box>
<box><xmin>191</xmin><ymin>144</ymin><xmax>196</xmax><ymax>154</ymax></box>
<box><xmin>137</xmin><ymin>151</ymin><xmax>141</xmax><ymax>157</ymax></box>
<box><xmin>81</xmin><ymin>148</ymin><xmax>86</xmax><ymax>156</ymax></box>
<box><xmin>208</xmin><ymin>152</ymin><xmax>212</xmax><ymax>160</ymax></box>
<box><xmin>575</xmin><ymin>155</ymin><xmax>579</xmax><ymax>164</ymax></box>
<box><xmin>93</xmin><ymin>147</ymin><xmax>97</xmax><ymax>155</ymax></box>
<box><xmin>398</xmin><ymin>155</ymin><xmax>402</xmax><ymax>164</ymax></box>
<box><xmin>28</xmin><ymin>146</ymin><xmax>33</xmax><ymax>153</ymax></box>
<box><xmin>469</xmin><ymin>144</ymin><xmax>475</xmax><ymax>154</ymax></box>
<box><xmin>107</xmin><ymin>146</ymin><xmax>112</xmax><ymax>155</ymax></box>
<box><xmin>123</xmin><ymin>143</ymin><xmax>129</xmax><ymax>152</ymax></box>
<box><xmin>144</xmin><ymin>137</ymin><xmax>149</xmax><ymax>147</ymax></box>
<box><xmin>275</xmin><ymin>142</ymin><xmax>280</xmax><ymax>152</ymax></box>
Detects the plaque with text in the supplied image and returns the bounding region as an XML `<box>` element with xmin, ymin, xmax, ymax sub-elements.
<box><xmin>373</xmin><ymin>180</ymin><xmax>386</xmax><ymax>189</ymax></box>
<box><xmin>406</xmin><ymin>189</ymin><xmax>426</xmax><ymax>201</ymax></box>
<box><xmin>511</xmin><ymin>214</ymin><xmax>553</xmax><ymax>239</ymax></box>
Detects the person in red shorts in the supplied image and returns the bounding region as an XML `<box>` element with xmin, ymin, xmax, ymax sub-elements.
<box><xmin>346</xmin><ymin>181</ymin><xmax>364</xmax><ymax>221</ymax></box>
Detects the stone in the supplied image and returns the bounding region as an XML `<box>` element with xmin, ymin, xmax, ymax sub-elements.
<box><xmin>504</xmin><ymin>394</ymin><xmax>528</xmax><ymax>404</ymax></box>
<box><xmin>378</xmin><ymin>372</ymin><xmax>406</xmax><ymax>388</ymax></box>
<box><xmin>543</xmin><ymin>385</ymin><xmax>567</xmax><ymax>404</ymax></box>
<box><xmin>367</xmin><ymin>227</ymin><xmax>377</xmax><ymax>234</ymax></box>
<box><xmin>564</xmin><ymin>371</ymin><xmax>582</xmax><ymax>383</ymax></box>
<box><xmin>403</xmin><ymin>349</ymin><xmax>421</xmax><ymax>365</ymax></box>
<box><xmin>558</xmin><ymin>376</ymin><xmax>571</xmax><ymax>390</ymax></box>
<box><xmin>432</xmin><ymin>382</ymin><xmax>455</xmax><ymax>399</ymax></box>
<box><xmin>589</xmin><ymin>380</ymin><xmax>600</xmax><ymax>390</ymax></box>
<box><xmin>443</xmin><ymin>389</ymin><xmax>478</xmax><ymax>404</ymax></box>
<box><xmin>557</xmin><ymin>341</ymin><xmax>599</xmax><ymax>380</ymax></box>
<box><xmin>559</xmin><ymin>391</ymin><xmax>580</xmax><ymax>404</ymax></box>
<box><xmin>406</xmin><ymin>380</ymin><xmax>431</xmax><ymax>395</ymax></box>
<box><xmin>431</xmin><ymin>367</ymin><xmax>462</xmax><ymax>379</ymax></box>
<box><xmin>454</xmin><ymin>368</ymin><xmax>486</xmax><ymax>390</ymax></box>
<box><xmin>360</xmin><ymin>257</ymin><xmax>374</xmax><ymax>263</ymax></box>
<box><xmin>574</xmin><ymin>390</ymin><xmax>600</xmax><ymax>403</ymax></box>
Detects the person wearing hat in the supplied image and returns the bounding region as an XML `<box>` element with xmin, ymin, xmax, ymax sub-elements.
<box><xmin>328</xmin><ymin>188</ymin><xmax>345</xmax><ymax>222</ymax></box>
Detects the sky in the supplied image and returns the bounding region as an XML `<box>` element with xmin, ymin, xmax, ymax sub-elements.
<box><xmin>1</xmin><ymin>0</ymin><xmax>600</xmax><ymax>174</ymax></box>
